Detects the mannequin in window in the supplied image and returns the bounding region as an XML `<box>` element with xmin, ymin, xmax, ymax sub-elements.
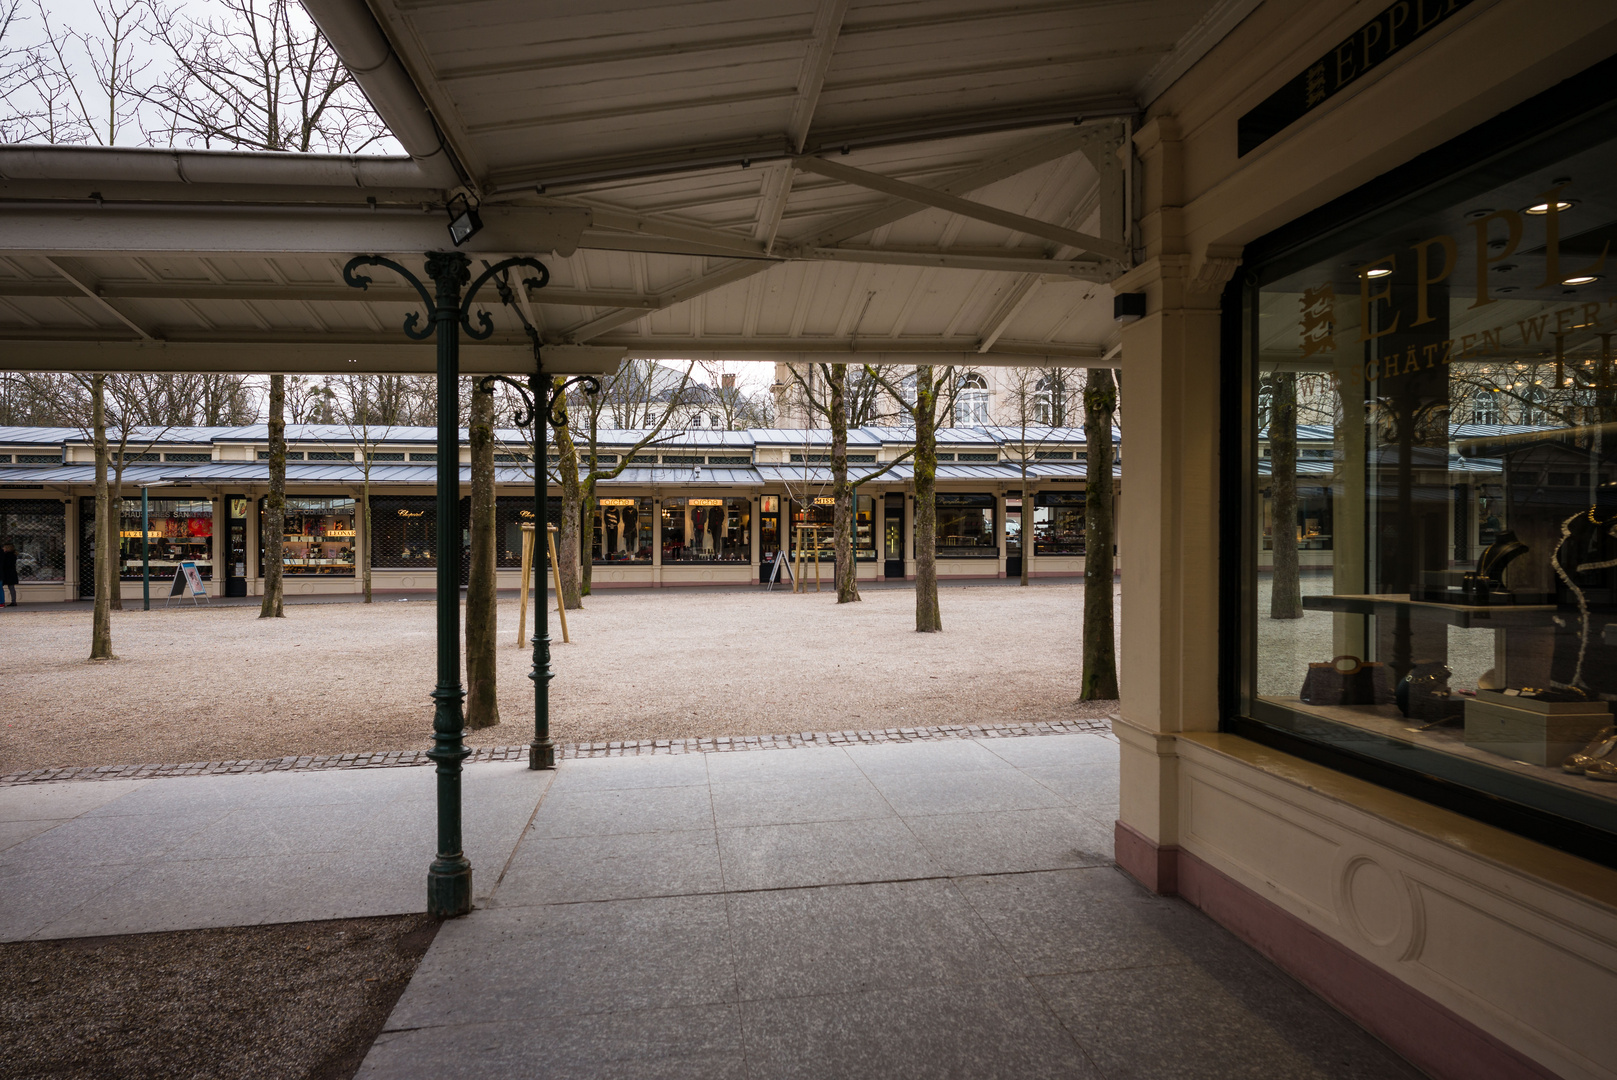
<box><xmin>1550</xmin><ymin>481</ymin><xmax>1617</xmax><ymax>698</ymax></box>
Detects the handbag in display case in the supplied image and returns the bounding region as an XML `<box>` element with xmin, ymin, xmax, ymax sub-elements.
<box><xmin>1299</xmin><ymin>656</ymin><xmax>1388</xmax><ymax>707</ymax></box>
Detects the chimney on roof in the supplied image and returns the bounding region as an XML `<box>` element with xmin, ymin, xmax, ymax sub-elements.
<box><xmin>722</xmin><ymin>373</ymin><xmax>736</xmax><ymax>389</ymax></box>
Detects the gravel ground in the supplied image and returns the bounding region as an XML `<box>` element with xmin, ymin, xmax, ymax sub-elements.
<box><xmin>0</xmin><ymin>914</ymin><xmax>436</xmax><ymax>1080</ymax></box>
<box><xmin>0</xmin><ymin>584</ymin><xmax>1119</xmax><ymax>771</ymax></box>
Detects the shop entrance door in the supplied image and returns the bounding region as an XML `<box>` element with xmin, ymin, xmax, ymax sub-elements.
<box><xmin>1005</xmin><ymin>495</ymin><xmax>1022</xmax><ymax>579</ymax></box>
<box><xmin>226</xmin><ymin>496</ymin><xmax>248</xmax><ymax>597</ymax></box>
<box><xmin>883</xmin><ymin>494</ymin><xmax>905</xmax><ymax>579</ymax></box>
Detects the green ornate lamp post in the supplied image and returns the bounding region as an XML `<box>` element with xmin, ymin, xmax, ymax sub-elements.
<box><xmin>340</xmin><ymin>250</ymin><xmax>552</xmax><ymax>918</ymax></box>
<box><xmin>477</xmin><ymin>296</ymin><xmax>600</xmax><ymax>771</ymax></box>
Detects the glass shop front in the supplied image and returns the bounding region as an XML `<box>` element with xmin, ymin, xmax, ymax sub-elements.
<box><xmin>662</xmin><ymin>496</ymin><xmax>751</xmax><ymax>563</ymax></box>
<box><xmin>1033</xmin><ymin>491</ymin><xmax>1086</xmax><ymax>556</ymax></box>
<box><xmin>260</xmin><ymin>496</ymin><xmax>356</xmax><ymax>576</ymax></box>
<box><xmin>1236</xmin><ymin>105</ymin><xmax>1617</xmax><ymax>859</ymax></box>
<box><xmin>119</xmin><ymin>497</ymin><xmax>214</xmax><ymax>580</ymax></box>
<box><xmin>594</xmin><ymin>496</ymin><xmax>652</xmax><ymax>563</ymax></box>
<box><xmin>0</xmin><ymin>499</ymin><xmax>66</xmax><ymax>582</ymax></box>
<box><xmin>788</xmin><ymin>495</ymin><xmax>876</xmax><ymax>560</ymax></box>
<box><xmin>935</xmin><ymin>493</ymin><xmax>997</xmax><ymax>558</ymax></box>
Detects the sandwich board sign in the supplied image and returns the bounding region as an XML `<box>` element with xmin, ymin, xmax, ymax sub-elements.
<box><xmin>166</xmin><ymin>561</ymin><xmax>210</xmax><ymax>607</ymax></box>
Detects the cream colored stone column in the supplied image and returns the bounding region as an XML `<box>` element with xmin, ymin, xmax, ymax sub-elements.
<box><xmin>1111</xmin><ymin>115</ymin><xmax>1235</xmax><ymax>892</ymax></box>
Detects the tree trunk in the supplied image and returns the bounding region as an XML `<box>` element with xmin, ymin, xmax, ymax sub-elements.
<box><xmin>1019</xmin><ymin>465</ymin><xmax>1031</xmax><ymax>587</ymax></box>
<box><xmin>1080</xmin><ymin>369</ymin><xmax>1119</xmax><ymax>699</ymax></box>
<box><xmin>361</xmin><ymin>467</ymin><xmax>372</xmax><ymax>603</ymax></box>
<box><xmin>579</xmin><ymin>486</ymin><xmax>596</xmax><ymax>597</ymax></box>
<box><xmin>1268</xmin><ymin>372</ymin><xmax>1304</xmax><ymax>619</ymax></box>
<box><xmin>259</xmin><ymin>373</ymin><xmax>286</xmax><ymax>618</ymax></box>
<box><xmin>90</xmin><ymin>376</ymin><xmax>114</xmax><ymax>660</ymax></box>
<box><xmin>829</xmin><ymin>364</ymin><xmax>861</xmax><ymax>603</ymax></box>
<box><xmin>914</xmin><ymin>366</ymin><xmax>942</xmax><ymax>632</ymax></box>
<box><xmin>552</xmin><ymin>383</ymin><xmax>583</xmax><ymax>610</ymax></box>
<box><xmin>464</xmin><ymin>382</ymin><xmax>500</xmax><ymax>729</ymax></box>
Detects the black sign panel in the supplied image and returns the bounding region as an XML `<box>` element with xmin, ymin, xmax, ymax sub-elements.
<box><xmin>1237</xmin><ymin>0</ymin><xmax>1476</xmax><ymax>157</ymax></box>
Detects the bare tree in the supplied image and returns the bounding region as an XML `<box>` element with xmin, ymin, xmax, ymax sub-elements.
<box><xmin>260</xmin><ymin>373</ymin><xmax>285</xmax><ymax>618</ymax></box>
<box><xmin>1080</xmin><ymin>369</ymin><xmax>1119</xmax><ymax>700</ymax></box>
<box><xmin>7</xmin><ymin>0</ymin><xmax>154</xmax><ymax>145</ymax></box>
<box><xmin>323</xmin><ymin>374</ymin><xmax>401</xmax><ymax>603</ymax></box>
<box><xmin>865</xmin><ymin>366</ymin><xmax>962</xmax><ymax>632</ymax></box>
<box><xmin>89</xmin><ymin>375</ymin><xmax>113</xmax><ymax>660</ymax></box>
<box><xmin>696</xmin><ymin>362</ymin><xmax>775</xmax><ymax>430</ymax></box>
<box><xmin>1003</xmin><ymin>367</ymin><xmax>1077</xmax><ymax>586</ymax></box>
<box><xmin>1265</xmin><ymin>371</ymin><xmax>1304</xmax><ymax>619</ymax></box>
<box><xmin>144</xmin><ymin>0</ymin><xmax>390</xmax><ymax>152</ymax></box>
<box><xmin>464</xmin><ymin>381</ymin><xmax>499</xmax><ymax>729</ymax></box>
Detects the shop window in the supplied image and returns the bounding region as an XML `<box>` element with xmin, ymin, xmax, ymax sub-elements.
<box><xmin>0</xmin><ymin>499</ymin><xmax>66</xmax><ymax>582</ymax></box>
<box><xmin>787</xmin><ymin>495</ymin><xmax>875</xmax><ymax>560</ymax></box>
<box><xmin>259</xmin><ymin>496</ymin><xmax>355</xmax><ymax>576</ymax></box>
<box><xmin>593</xmin><ymin>496</ymin><xmax>652</xmax><ymax>563</ymax></box>
<box><xmin>495</xmin><ymin>496</ymin><xmax>561</xmax><ymax>569</ymax></box>
<box><xmin>370</xmin><ymin>494</ymin><xmax>439</xmax><ymax>568</ymax></box>
<box><xmin>120</xmin><ymin>497</ymin><xmax>213</xmax><ymax>580</ymax></box>
<box><xmin>1238</xmin><ymin>114</ymin><xmax>1617</xmax><ymax>857</ymax></box>
<box><xmin>1032</xmin><ymin>492</ymin><xmax>1085</xmax><ymax>556</ymax></box>
<box><xmin>935</xmin><ymin>493</ymin><xmax>996</xmax><ymax>557</ymax></box>
<box><xmin>663</xmin><ymin>496</ymin><xmax>750</xmax><ymax>563</ymax></box>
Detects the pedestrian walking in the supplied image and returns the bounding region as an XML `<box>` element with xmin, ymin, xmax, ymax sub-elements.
<box><xmin>0</xmin><ymin>542</ymin><xmax>18</xmax><ymax>607</ymax></box>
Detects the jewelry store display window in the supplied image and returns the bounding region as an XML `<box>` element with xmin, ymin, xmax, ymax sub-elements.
<box><xmin>0</xmin><ymin>499</ymin><xmax>65</xmax><ymax>582</ymax></box>
<box><xmin>260</xmin><ymin>496</ymin><xmax>355</xmax><ymax>576</ymax></box>
<box><xmin>1232</xmin><ymin>82</ymin><xmax>1617</xmax><ymax>861</ymax></box>
<box><xmin>594</xmin><ymin>496</ymin><xmax>651</xmax><ymax>563</ymax></box>
<box><xmin>496</xmin><ymin>497</ymin><xmax>559</xmax><ymax>569</ymax></box>
<box><xmin>663</xmin><ymin>496</ymin><xmax>750</xmax><ymax>563</ymax></box>
<box><xmin>1033</xmin><ymin>491</ymin><xmax>1086</xmax><ymax>556</ymax></box>
<box><xmin>935</xmin><ymin>493</ymin><xmax>997</xmax><ymax>558</ymax></box>
<box><xmin>122</xmin><ymin>497</ymin><xmax>213</xmax><ymax>580</ymax></box>
<box><xmin>371</xmin><ymin>494</ymin><xmax>440</xmax><ymax>568</ymax></box>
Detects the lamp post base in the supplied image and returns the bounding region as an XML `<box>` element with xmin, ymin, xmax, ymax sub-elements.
<box><xmin>428</xmin><ymin>856</ymin><xmax>473</xmax><ymax>918</ymax></box>
<box><xmin>530</xmin><ymin>739</ymin><xmax>556</xmax><ymax>770</ymax></box>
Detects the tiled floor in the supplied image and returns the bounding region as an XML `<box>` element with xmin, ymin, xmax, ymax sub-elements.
<box><xmin>0</xmin><ymin>761</ymin><xmax>547</xmax><ymax>940</ymax></box>
<box><xmin>358</xmin><ymin>735</ymin><xmax>1424</xmax><ymax>1080</ymax></box>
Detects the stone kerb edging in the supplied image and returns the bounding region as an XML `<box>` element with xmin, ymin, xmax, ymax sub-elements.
<box><xmin>1</xmin><ymin>718</ymin><xmax>1111</xmax><ymax>786</ymax></box>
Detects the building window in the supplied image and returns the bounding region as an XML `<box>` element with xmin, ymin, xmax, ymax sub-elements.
<box><xmin>1035</xmin><ymin>374</ymin><xmax>1066</xmax><ymax>425</ymax></box>
<box><xmin>954</xmin><ymin>372</ymin><xmax>990</xmax><ymax>427</ymax></box>
<box><xmin>787</xmin><ymin>495</ymin><xmax>876</xmax><ymax>560</ymax></box>
<box><xmin>0</xmin><ymin>499</ymin><xmax>66</xmax><ymax>582</ymax></box>
<box><xmin>1033</xmin><ymin>492</ymin><xmax>1085</xmax><ymax>555</ymax></box>
<box><xmin>260</xmin><ymin>496</ymin><xmax>355</xmax><ymax>576</ymax></box>
<box><xmin>370</xmin><ymin>495</ymin><xmax>440</xmax><ymax>568</ymax></box>
<box><xmin>257</xmin><ymin>451</ymin><xmax>305</xmax><ymax>460</ymax></box>
<box><xmin>120</xmin><ymin>497</ymin><xmax>214</xmax><ymax>580</ymax></box>
<box><xmin>663</xmin><ymin>497</ymin><xmax>751</xmax><ymax>563</ymax></box>
<box><xmin>1239</xmin><ymin>116</ymin><xmax>1617</xmax><ymax>858</ymax></box>
<box><xmin>593</xmin><ymin>497</ymin><xmax>652</xmax><ymax>563</ymax></box>
<box><xmin>934</xmin><ymin>493</ymin><xmax>996</xmax><ymax>557</ymax></box>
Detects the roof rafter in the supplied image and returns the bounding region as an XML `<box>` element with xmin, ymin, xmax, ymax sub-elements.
<box><xmin>793</xmin><ymin>155</ymin><xmax>1124</xmax><ymax>262</ymax></box>
<box><xmin>45</xmin><ymin>256</ymin><xmax>155</xmax><ymax>340</ymax></box>
<box><xmin>555</xmin><ymin>260</ymin><xmax>774</xmax><ymax>344</ymax></box>
<box><xmin>788</xmin><ymin>0</ymin><xmax>850</xmax><ymax>154</ymax></box>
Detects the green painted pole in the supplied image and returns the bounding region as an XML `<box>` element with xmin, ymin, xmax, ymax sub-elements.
<box><xmin>531</xmin><ymin>367</ymin><xmax>555</xmax><ymax>769</ymax></box>
<box><xmin>424</xmin><ymin>251</ymin><xmax>472</xmax><ymax>919</ymax></box>
<box><xmin>141</xmin><ymin>486</ymin><xmax>150</xmax><ymax>611</ymax></box>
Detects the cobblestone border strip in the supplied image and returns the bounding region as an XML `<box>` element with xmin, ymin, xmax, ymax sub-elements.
<box><xmin>0</xmin><ymin>716</ymin><xmax>1112</xmax><ymax>786</ymax></box>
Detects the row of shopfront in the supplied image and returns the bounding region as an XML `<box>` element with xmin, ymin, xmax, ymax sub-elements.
<box><xmin>0</xmin><ymin>436</ymin><xmax>1106</xmax><ymax>600</ymax></box>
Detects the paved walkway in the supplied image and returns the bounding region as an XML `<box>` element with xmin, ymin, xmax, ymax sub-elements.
<box><xmin>2</xmin><ymin>733</ymin><xmax>1421</xmax><ymax>1079</ymax></box>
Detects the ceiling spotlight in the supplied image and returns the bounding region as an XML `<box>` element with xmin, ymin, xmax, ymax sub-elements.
<box><xmin>1464</xmin><ymin>208</ymin><xmax>1494</xmax><ymax>219</ymax></box>
<box><xmin>1525</xmin><ymin>199</ymin><xmax>1574</xmax><ymax>215</ymax></box>
<box><xmin>1563</xmin><ymin>274</ymin><xmax>1601</xmax><ymax>285</ymax></box>
<box><xmin>1364</xmin><ymin>266</ymin><xmax>1393</xmax><ymax>278</ymax></box>
<box><xmin>447</xmin><ymin>192</ymin><xmax>483</xmax><ymax>247</ymax></box>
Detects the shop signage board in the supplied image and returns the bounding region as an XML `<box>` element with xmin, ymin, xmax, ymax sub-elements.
<box><xmin>1237</xmin><ymin>0</ymin><xmax>1476</xmax><ymax>156</ymax></box>
<box><xmin>165</xmin><ymin>561</ymin><xmax>210</xmax><ymax>606</ymax></box>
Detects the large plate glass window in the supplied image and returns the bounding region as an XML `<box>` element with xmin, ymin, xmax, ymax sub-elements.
<box><xmin>789</xmin><ymin>495</ymin><xmax>875</xmax><ymax>560</ymax></box>
<box><xmin>370</xmin><ymin>494</ymin><xmax>439</xmax><ymax>568</ymax></box>
<box><xmin>1239</xmin><ymin>109</ymin><xmax>1617</xmax><ymax>855</ymax></box>
<box><xmin>123</xmin><ymin>496</ymin><xmax>213</xmax><ymax>580</ymax></box>
<box><xmin>935</xmin><ymin>493</ymin><xmax>996</xmax><ymax>558</ymax></box>
<box><xmin>663</xmin><ymin>497</ymin><xmax>751</xmax><ymax>563</ymax></box>
<box><xmin>261</xmin><ymin>496</ymin><xmax>355</xmax><ymax>576</ymax></box>
<box><xmin>1033</xmin><ymin>491</ymin><xmax>1086</xmax><ymax>555</ymax></box>
<box><xmin>0</xmin><ymin>499</ymin><xmax>66</xmax><ymax>582</ymax></box>
<box><xmin>594</xmin><ymin>497</ymin><xmax>652</xmax><ymax>563</ymax></box>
